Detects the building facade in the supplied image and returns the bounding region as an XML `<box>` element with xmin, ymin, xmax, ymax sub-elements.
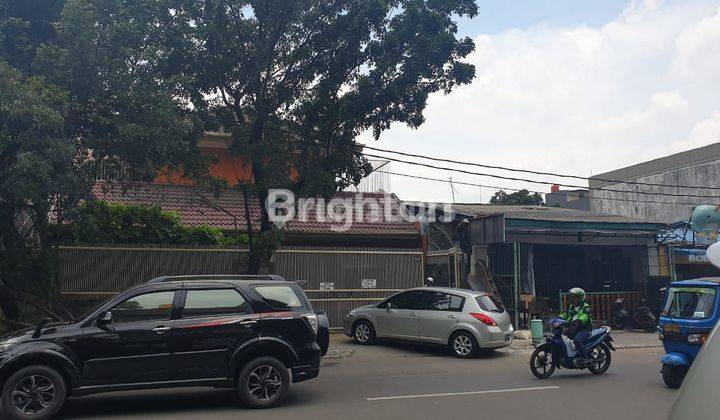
<box><xmin>589</xmin><ymin>142</ymin><xmax>720</xmax><ymax>223</ymax></box>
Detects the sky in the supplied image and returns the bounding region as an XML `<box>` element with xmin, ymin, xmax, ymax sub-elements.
<box><xmin>361</xmin><ymin>0</ymin><xmax>720</xmax><ymax>204</ymax></box>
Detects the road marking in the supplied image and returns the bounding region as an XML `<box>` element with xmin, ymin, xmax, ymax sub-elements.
<box><xmin>366</xmin><ymin>386</ymin><xmax>559</xmax><ymax>401</ymax></box>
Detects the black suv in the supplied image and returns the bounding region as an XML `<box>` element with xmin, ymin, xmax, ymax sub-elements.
<box><xmin>0</xmin><ymin>275</ymin><xmax>323</xmax><ymax>419</ymax></box>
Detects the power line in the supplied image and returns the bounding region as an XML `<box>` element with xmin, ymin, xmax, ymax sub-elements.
<box><xmin>363</xmin><ymin>152</ymin><xmax>720</xmax><ymax>200</ymax></box>
<box><xmin>200</xmin><ymin>119</ymin><xmax>720</xmax><ymax>199</ymax></box>
<box><xmin>364</xmin><ymin>144</ymin><xmax>720</xmax><ymax>191</ymax></box>
<box><xmin>376</xmin><ymin>170</ymin><xmax>703</xmax><ymax>206</ymax></box>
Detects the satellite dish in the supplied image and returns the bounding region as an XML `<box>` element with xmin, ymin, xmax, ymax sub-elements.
<box><xmin>707</xmin><ymin>242</ymin><xmax>720</xmax><ymax>269</ymax></box>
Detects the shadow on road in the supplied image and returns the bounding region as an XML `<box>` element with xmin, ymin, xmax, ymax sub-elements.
<box><xmin>59</xmin><ymin>387</ymin><xmax>317</xmax><ymax>418</ymax></box>
<box><xmin>343</xmin><ymin>338</ymin><xmax>511</xmax><ymax>360</ymax></box>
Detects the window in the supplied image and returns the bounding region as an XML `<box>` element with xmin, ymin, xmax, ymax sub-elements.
<box><xmin>111</xmin><ymin>291</ymin><xmax>175</xmax><ymax>323</ymax></box>
<box><xmin>182</xmin><ymin>289</ymin><xmax>248</xmax><ymax>318</ymax></box>
<box><xmin>663</xmin><ymin>287</ymin><xmax>716</xmax><ymax>319</ymax></box>
<box><xmin>449</xmin><ymin>295</ymin><xmax>465</xmax><ymax>312</ymax></box>
<box><xmin>253</xmin><ymin>285</ymin><xmax>309</xmax><ymax>311</ymax></box>
<box><xmin>417</xmin><ymin>292</ymin><xmax>465</xmax><ymax>311</ymax></box>
<box><xmin>380</xmin><ymin>291</ymin><xmax>421</xmax><ymax>310</ymax></box>
<box><xmin>476</xmin><ymin>294</ymin><xmax>504</xmax><ymax>313</ymax></box>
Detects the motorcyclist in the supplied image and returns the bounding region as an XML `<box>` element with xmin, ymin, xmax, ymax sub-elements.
<box><xmin>560</xmin><ymin>287</ymin><xmax>593</xmax><ymax>360</ymax></box>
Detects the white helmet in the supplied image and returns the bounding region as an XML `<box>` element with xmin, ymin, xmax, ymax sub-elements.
<box><xmin>569</xmin><ymin>287</ymin><xmax>586</xmax><ymax>301</ymax></box>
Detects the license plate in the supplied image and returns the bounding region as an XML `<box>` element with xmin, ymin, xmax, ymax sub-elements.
<box><xmin>664</xmin><ymin>324</ymin><xmax>680</xmax><ymax>333</ymax></box>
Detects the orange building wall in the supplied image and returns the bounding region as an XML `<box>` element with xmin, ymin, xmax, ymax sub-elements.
<box><xmin>155</xmin><ymin>134</ymin><xmax>298</xmax><ymax>185</ymax></box>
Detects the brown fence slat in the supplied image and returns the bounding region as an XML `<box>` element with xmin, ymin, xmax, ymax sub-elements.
<box><xmin>57</xmin><ymin>245</ymin><xmax>423</xmax><ymax>328</ymax></box>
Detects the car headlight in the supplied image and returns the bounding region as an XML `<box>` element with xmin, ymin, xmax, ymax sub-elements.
<box><xmin>302</xmin><ymin>313</ymin><xmax>319</xmax><ymax>335</ymax></box>
<box><xmin>348</xmin><ymin>310</ymin><xmax>356</xmax><ymax>316</ymax></box>
<box><xmin>687</xmin><ymin>333</ymin><xmax>707</xmax><ymax>345</ymax></box>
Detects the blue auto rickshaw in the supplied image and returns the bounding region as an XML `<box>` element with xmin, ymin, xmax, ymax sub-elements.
<box><xmin>658</xmin><ymin>277</ymin><xmax>720</xmax><ymax>388</ymax></box>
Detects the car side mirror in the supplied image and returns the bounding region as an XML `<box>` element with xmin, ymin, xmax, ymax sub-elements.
<box><xmin>97</xmin><ymin>311</ymin><xmax>113</xmax><ymax>326</ymax></box>
<box><xmin>386</xmin><ymin>302</ymin><xmax>393</xmax><ymax>311</ymax></box>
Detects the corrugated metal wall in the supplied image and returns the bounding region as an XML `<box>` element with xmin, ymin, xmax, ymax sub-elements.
<box><xmin>57</xmin><ymin>245</ymin><xmax>424</xmax><ymax>328</ymax></box>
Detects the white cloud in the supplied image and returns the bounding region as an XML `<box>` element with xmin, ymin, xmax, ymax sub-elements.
<box><xmin>368</xmin><ymin>0</ymin><xmax>720</xmax><ymax>203</ymax></box>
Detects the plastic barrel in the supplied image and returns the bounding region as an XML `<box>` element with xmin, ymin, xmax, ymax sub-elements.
<box><xmin>531</xmin><ymin>318</ymin><xmax>544</xmax><ymax>346</ymax></box>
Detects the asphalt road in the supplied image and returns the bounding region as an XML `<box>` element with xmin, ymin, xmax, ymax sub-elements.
<box><xmin>59</xmin><ymin>339</ymin><xmax>675</xmax><ymax>420</ymax></box>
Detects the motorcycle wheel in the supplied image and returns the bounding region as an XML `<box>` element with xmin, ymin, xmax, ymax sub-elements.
<box><xmin>588</xmin><ymin>343</ymin><xmax>612</xmax><ymax>375</ymax></box>
<box><xmin>530</xmin><ymin>343</ymin><xmax>556</xmax><ymax>379</ymax></box>
<box><xmin>613</xmin><ymin>320</ymin><xmax>625</xmax><ymax>330</ymax></box>
<box><xmin>662</xmin><ymin>365</ymin><xmax>687</xmax><ymax>389</ymax></box>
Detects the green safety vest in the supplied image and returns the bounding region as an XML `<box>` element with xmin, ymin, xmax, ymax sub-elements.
<box><xmin>561</xmin><ymin>302</ymin><xmax>592</xmax><ymax>329</ymax></box>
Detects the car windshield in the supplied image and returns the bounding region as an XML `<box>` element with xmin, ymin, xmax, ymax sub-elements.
<box><xmin>662</xmin><ymin>287</ymin><xmax>716</xmax><ymax>319</ymax></box>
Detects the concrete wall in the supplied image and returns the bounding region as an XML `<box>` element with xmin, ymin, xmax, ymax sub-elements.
<box><xmin>590</xmin><ymin>159</ymin><xmax>720</xmax><ymax>223</ymax></box>
<box><xmin>546</xmin><ymin>190</ymin><xmax>590</xmax><ymax>210</ymax></box>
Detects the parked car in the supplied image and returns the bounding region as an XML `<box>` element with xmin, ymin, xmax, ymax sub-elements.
<box><xmin>668</xmin><ymin>318</ymin><xmax>720</xmax><ymax>420</ymax></box>
<box><xmin>344</xmin><ymin>287</ymin><xmax>514</xmax><ymax>358</ymax></box>
<box><xmin>0</xmin><ymin>275</ymin><xmax>322</xmax><ymax>419</ymax></box>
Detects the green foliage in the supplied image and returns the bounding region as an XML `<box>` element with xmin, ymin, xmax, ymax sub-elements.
<box><xmin>490</xmin><ymin>189</ymin><xmax>545</xmax><ymax>206</ymax></box>
<box><xmin>0</xmin><ymin>59</ymin><xmax>87</xmax><ymax>320</ymax></box>
<box><xmin>71</xmin><ymin>201</ymin><xmax>247</xmax><ymax>245</ymax></box>
<box><xmin>0</xmin><ymin>1</ymin><xmax>207</xmax><ymax>322</ymax></box>
<box><xmin>35</xmin><ymin>0</ymin><xmax>206</xmax><ymax>181</ymax></box>
<box><xmin>160</xmin><ymin>0</ymin><xmax>477</xmax><ymax>272</ymax></box>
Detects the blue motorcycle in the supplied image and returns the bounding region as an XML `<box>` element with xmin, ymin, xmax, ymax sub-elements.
<box><xmin>530</xmin><ymin>317</ymin><xmax>616</xmax><ymax>379</ymax></box>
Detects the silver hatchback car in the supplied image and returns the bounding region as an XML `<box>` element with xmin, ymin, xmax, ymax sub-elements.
<box><xmin>344</xmin><ymin>287</ymin><xmax>514</xmax><ymax>358</ymax></box>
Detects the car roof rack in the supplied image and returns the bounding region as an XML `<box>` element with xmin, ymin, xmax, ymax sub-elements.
<box><xmin>146</xmin><ymin>274</ymin><xmax>287</xmax><ymax>284</ymax></box>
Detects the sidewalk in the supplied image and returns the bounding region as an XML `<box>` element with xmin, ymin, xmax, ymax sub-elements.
<box><xmin>510</xmin><ymin>329</ymin><xmax>662</xmax><ymax>351</ymax></box>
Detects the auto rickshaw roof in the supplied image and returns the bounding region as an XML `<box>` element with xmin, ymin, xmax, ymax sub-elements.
<box><xmin>670</xmin><ymin>278</ymin><xmax>720</xmax><ymax>287</ymax></box>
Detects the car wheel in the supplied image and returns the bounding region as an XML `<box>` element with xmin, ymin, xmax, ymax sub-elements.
<box><xmin>237</xmin><ymin>357</ymin><xmax>290</xmax><ymax>409</ymax></box>
<box><xmin>449</xmin><ymin>331</ymin><xmax>478</xmax><ymax>358</ymax></box>
<box><xmin>352</xmin><ymin>320</ymin><xmax>376</xmax><ymax>345</ymax></box>
<box><xmin>1</xmin><ymin>365</ymin><xmax>68</xmax><ymax>420</ymax></box>
<box><xmin>662</xmin><ymin>364</ymin><xmax>687</xmax><ymax>389</ymax></box>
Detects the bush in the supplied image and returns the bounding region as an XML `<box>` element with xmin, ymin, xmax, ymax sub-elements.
<box><xmin>69</xmin><ymin>200</ymin><xmax>247</xmax><ymax>245</ymax></box>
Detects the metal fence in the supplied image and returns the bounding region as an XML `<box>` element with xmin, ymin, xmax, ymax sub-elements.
<box><xmin>57</xmin><ymin>245</ymin><xmax>424</xmax><ymax>328</ymax></box>
<box><xmin>487</xmin><ymin>243</ymin><xmax>519</xmax><ymax>327</ymax></box>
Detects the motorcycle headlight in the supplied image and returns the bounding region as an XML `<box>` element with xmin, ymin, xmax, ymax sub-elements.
<box><xmin>687</xmin><ymin>333</ymin><xmax>707</xmax><ymax>345</ymax></box>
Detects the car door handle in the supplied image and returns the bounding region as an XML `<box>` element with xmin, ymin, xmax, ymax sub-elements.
<box><xmin>448</xmin><ymin>315</ymin><xmax>458</xmax><ymax>320</ymax></box>
<box><xmin>240</xmin><ymin>320</ymin><xmax>257</xmax><ymax>327</ymax></box>
<box><xmin>409</xmin><ymin>312</ymin><xmax>419</xmax><ymax>317</ymax></box>
<box><xmin>152</xmin><ymin>326</ymin><xmax>171</xmax><ymax>334</ymax></box>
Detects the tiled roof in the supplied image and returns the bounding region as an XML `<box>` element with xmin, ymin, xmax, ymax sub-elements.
<box><xmin>589</xmin><ymin>142</ymin><xmax>720</xmax><ymax>188</ymax></box>
<box><xmin>92</xmin><ymin>182</ymin><xmax>419</xmax><ymax>236</ymax></box>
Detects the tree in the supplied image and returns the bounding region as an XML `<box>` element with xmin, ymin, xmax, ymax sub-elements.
<box><xmin>490</xmin><ymin>189</ymin><xmax>545</xmax><ymax>206</ymax></box>
<box><xmin>0</xmin><ymin>0</ymin><xmax>206</xmax><ymax>324</ymax></box>
<box><xmin>162</xmin><ymin>0</ymin><xmax>478</xmax><ymax>272</ymax></box>
<box><xmin>0</xmin><ymin>61</ymin><xmax>84</xmax><ymax>321</ymax></box>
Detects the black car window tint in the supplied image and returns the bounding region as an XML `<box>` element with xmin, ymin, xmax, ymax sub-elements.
<box><xmin>183</xmin><ymin>289</ymin><xmax>248</xmax><ymax>318</ymax></box>
<box><xmin>449</xmin><ymin>295</ymin><xmax>465</xmax><ymax>312</ymax></box>
<box><xmin>253</xmin><ymin>285</ymin><xmax>308</xmax><ymax>311</ymax></box>
<box><xmin>112</xmin><ymin>291</ymin><xmax>175</xmax><ymax>323</ymax></box>
<box><xmin>388</xmin><ymin>291</ymin><xmax>413</xmax><ymax>309</ymax></box>
<box><xmin>430</xmin><ymin>292</ymin><xmax>451</xmax><ymax>311</ymax></box>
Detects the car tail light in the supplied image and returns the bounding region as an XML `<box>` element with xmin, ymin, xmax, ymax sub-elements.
<box><xmin>303</xmin><ymin>313</ymin><xmax>319</xmax><ymax>335</ymax></box>
<box><xmin>470</xmin><ymin>313</ymin><xmax>497</xmax><ymax>326</ymax></box>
